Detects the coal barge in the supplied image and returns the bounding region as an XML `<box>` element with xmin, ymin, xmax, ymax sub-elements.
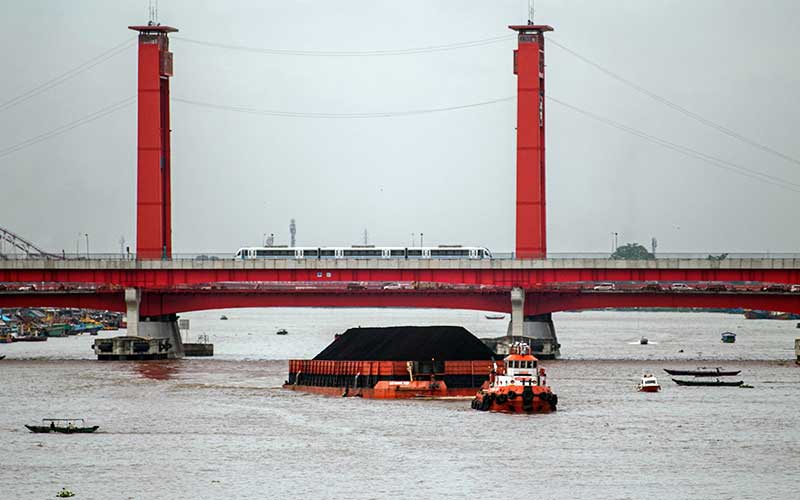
<box><xmin>284</xmin><ymin>326</ymin><xmax>500</xmax><ymax>399</ymax></box>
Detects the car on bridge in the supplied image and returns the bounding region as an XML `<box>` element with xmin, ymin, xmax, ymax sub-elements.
<box><xmin>702</xmin><ymin>282</ymin><xmax>729</xmax><ymax>292</ymax></box>
<box><xmin>670</xmin><ymin>283</ymin><xmax>694</xmax><ymax>291</ymax></box>
<box><xmin>762</xmin><ymin>284</ymin><xmax>788</xmax><ymax>292</ymax></box>
<box><xmin>592</xmin><ymin>283</ymin><xmax>615</xmax><ymax>291</ymax></box>
<box><xmin>791</xmin><ymin>284</ymin><xmax>800</xmax><ymax>293</ymax></box>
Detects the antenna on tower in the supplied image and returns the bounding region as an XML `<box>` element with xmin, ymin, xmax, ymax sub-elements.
<box><xmin>528</xmin><ymin>0</ymin><xmax>535</xmax><ymax>24</ymax></box>
<box><xmin>289</xmin><ymin>219</ymin><xmax>296</xmax><ymax>247</ymax></box>
<box><xmin>148</xmin><ymin>0</ymin><xmax>159</xmax><ymax>26</ymax></box>
<box><xmin>363</xmin><ymin>228</ymin><xmax>368</xmax><ymax>245</ymax></box>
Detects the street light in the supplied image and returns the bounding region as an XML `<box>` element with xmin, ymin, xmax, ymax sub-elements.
<box><xmin>420</xmin><ymin>232</ymin><xmax>424</xmax><ymax>247</ymax></box>
<box><xmin>411</xmin><ymin>233</ymin><xmax>415</xmax><ymax>247</ymax></box>
<box><xmin>85</xmin><ymin>233</ymin><xmax>89</xmax><ymax>258</ymax></box>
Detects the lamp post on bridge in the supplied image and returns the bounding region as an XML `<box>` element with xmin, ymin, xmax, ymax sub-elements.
<box><xmin>85</xmin><ymin>233</ymin><xmax>89</xmax><ymax>258</ymax></box>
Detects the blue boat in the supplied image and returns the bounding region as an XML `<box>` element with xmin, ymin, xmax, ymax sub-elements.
<box><xmin>721</xmin><ymin>332</ymin><xmax>736</xmax><ymax>343</ymax></box>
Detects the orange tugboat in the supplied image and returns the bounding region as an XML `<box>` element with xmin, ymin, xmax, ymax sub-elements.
<box><xmin>471</xmin><ymin>342</ymin><xmax>557</xmax><ymax>413</ymax></box>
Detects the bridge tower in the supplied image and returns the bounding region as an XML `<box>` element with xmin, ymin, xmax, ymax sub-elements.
<box><xmin>129</xmin><ymin>23</ymin><xmax>178</xmax><ymax>260</ymax></box>
<box><xmin>509</xmin><ymin>24</ymin><xmax>553</xmax><ymax>259</ymax></box>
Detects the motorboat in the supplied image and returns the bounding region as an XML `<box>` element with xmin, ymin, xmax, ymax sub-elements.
<box><xmin>672</xmin><ymin>378</ymin><xmax>743</xmax><ymax>387</ymax></box>
<box><xmin>664</xmin><ymin>367</ymin><xmax>741</xmax><ymax>377</ymax></box>
<box><xmin>276</xmin><ymin>329</ymin><xmax>288</xmax><ymax>335</ymax></box>
<box><xmin>638</xmin><ymin>373</ymin><xmax>661</xmax><ymax>392</ymax></box>
<box><xmin>25</xmin><ymin>418</ymin><xmax>99</xmax><ymax>433</ymax></box>
<box><xmin>640</xmin><ymin>337</ymin><xmax>649</xmax><ymax>345</ymax></box>
<box><xmin>0</xmin><ymin>355</ymin><xmax>5</xmax><ymax>360</ymax></box>
<box><xmin>220</xmin><ymin>315</ymin><xmax>228</xmax><ymax>320</ymax></box>
<box><xmin>721</xmin><ymin>332</ymin><xmax>736</xmax><ymax>343</ymax></box>
<box><xmin>471</xmin><ymin>342</ymin><xmax>557</xmax><ymax>414</ymax></box>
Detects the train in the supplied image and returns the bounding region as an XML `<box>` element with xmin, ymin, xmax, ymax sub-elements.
<box><xmin>234</xmin><ymin>246</ymin><xmax>492</xmax><ymax>260</ymax></box>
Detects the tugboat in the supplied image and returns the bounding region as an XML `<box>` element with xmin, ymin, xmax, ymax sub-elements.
<box><xmin>471</xmin><ymin>342</ymin><xmax>557</xmax><ymax>414</ymax></box>
<box><xmin>637</xmin><ymin>373</ymin><xmax>661</xmax><ymax>392</ymax></box>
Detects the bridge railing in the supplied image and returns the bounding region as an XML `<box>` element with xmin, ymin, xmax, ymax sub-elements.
<box><xmin>3</xmin><ymin>252</ymin><xmax>800</xmax><ymax>261</ymax></box>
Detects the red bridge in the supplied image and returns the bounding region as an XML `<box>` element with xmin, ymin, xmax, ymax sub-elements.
<box><xmin>2</xmin><ymin>22</ymin><xmax>798</xmax><ymax>356</ymax></box>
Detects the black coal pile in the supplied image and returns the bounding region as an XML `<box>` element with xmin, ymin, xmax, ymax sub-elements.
<box><xmin>313</xmin><ymin>326</ymin><xmax>495</xmax><ymax>361</ymax></box>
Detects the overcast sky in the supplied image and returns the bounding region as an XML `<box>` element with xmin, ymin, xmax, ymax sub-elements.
<box><xmin>1</xmin><ymin>0</ymin><xmax>798</xmax><ymax>255</ymax></box>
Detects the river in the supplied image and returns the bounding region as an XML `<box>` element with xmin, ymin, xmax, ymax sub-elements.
<box><xmin>1</xmin><ymin>310</ymin><xmax>798</xmax><ymax>499</ymax></box>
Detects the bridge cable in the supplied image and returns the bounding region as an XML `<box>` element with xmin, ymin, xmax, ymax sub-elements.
<box><xmin>547</xmin><ymin>95</ymin><xmax>800</xmax><ymax>194</ymax></box>
<box><xmin>0</xmin><ymin>38</ymin><xmax>136</xmax><ymax>114</ymax></box>
<box><xmin>172</xmin><ymin>95</ymin><xmax>516</xmax><ymax>118</ymax></box>
<box><xmin>547</xmin><ymin>37</ymin><xmax>800</xmax><ymax>167</ymax></box>
<box><xmin>0</xmin><ymin>97</ymin><xmax>136</xmax><ymax>160</ymax></box>
<box><xmin>171</xmin><ymin>34</ymin><xmax>515</xmax><ymax>57</ymax></box>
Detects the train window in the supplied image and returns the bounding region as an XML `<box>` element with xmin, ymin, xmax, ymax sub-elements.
<box><xmin>304</xmin><ymin>250</ymin><xmax>319</xmax><ymax>257</ymax></box>
<box><xmin>408</xmin><ymin>250</ymin><xmax>422</xmax><ymax>257</ymax></box>
<box><xmin>320</xmin><ymin>250</ymin><xmax>335</xmax><ymax>257</ymax></box>
<box><xmin>390</xmin><ymin>250</ymin><xmax>405</xmax><ymax>257</ymax></box>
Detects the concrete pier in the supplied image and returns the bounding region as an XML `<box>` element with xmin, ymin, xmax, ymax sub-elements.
<box><xmin>481</xmin><ymin>287</ymin><xmax>561</xmax><ymax>359</ymax></box>
<box><xmin>93</xmin><ymin>288</ymin><xmax>184</xmax><ymax>360</ymax></box>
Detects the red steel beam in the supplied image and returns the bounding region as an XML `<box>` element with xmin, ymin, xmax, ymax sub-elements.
<box><xmin>2</xmin><ymin>267</ymin><xmax>800</xmax><ymax>288</ymax></box>
<box><xmin>2</xmin><ymin>290</ymin><xmax>798</xmax><ymax>317</ymax></box>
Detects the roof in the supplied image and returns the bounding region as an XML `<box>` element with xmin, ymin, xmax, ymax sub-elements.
<box><xmin>508</xmin><ymin>24</ymin><xmax>554</xmax><ymax>32</ymax></box>
<box><xmin>128</xmin><ymin>25</ymin><xmax>178</xmax><ymax>34</ymax></box>
<box><xmin>313</xmin><ymin>326</ymin><xmax>496</xmax><ymax>361</ymax></box>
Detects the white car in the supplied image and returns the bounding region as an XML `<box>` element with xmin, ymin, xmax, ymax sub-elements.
<box><xmin>790</xmin><ymin>284</ymin><xmax>800</xmax><ymax>293</ymax></box>
<box><xmin>593</xmin><ymin>283</ymin><xmax>615</xmax><ymax>291</ymax></box>
<box><xmin>670</xmin><ymin>283</ymin><xmax>694</xmax><ymax>291</ymax></box>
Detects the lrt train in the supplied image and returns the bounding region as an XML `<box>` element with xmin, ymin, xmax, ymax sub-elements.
<box><xmin>234</xmin><ymin>246</ymin><xmax>492</xmax><ymax>260</ymax></box>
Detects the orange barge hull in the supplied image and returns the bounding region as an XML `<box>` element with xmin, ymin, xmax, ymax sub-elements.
<box><xmin>285</xmin><ymin>359</ymin><xmax>498</xmax><ymax>399</ymax></box>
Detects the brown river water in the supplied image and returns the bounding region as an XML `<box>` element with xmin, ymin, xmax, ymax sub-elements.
<box><xmin>1</xmin><ymin>310</ymin><xmax>798</xmax><ymax>499</ymax></box>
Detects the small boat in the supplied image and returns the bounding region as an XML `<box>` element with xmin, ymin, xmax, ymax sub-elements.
<box><xmin>472</xmin><ymin>342</ymin><xmax>557</xmax><ymax>414</ymax></box>
<box><xmin>640</xmin><ymin>336</ymin><xmax>649</xmax><ymax>345</ymax></box>
<box><xmin>638</xmin><ymin>373</ymin><xmax>661</xmax><ymax>392</ymax></box>
<box><xmin>721</xmin><ymin>332</ymin><xmax>736</xmax><ymax>343</ymax></box>
<box><xmin>276</xmin><ymin>328</ymin><xmax>288</xmax><ymax>335</ymax></box>
<box><xmin>43</xmin><ymin>324</ymin><xmax>70</xmax><ymax>337</ymax></box>
<box><xmin>484</xmin><ymin>313</ymin><xmax>506</xmax><ymax>320</ymax></box>
<box><xmin>672</xmin><ymin>378</ymin><xmax>744</xmax><ymax>387</ymax></box>
<box><xmin>13</xmin><ymin>335</ymin><xmax>47</xmax><ymax>342</ymax></box>
<box><xmin>0</xmin><ymin>355</ymin><xmax>5</xmax><ymax>360</ymax></box>
<box><xmin>663</xmin><ymin>368</ymin><xmax>741</xmax><ymax>377</ymax></box>
<box><xmin>56</xmin><ymin>488</ymin><xmax>75</xmax><ymax>498</ymax></box>
<box><xmin>220</xmin><ymin>315</ymin><xmax>228</xmax><ymax>320</ymax></box>
<box><xmin>25</xmin><ymin>418</ymin><xmax>99</xmax><ymax>433</ymax></box>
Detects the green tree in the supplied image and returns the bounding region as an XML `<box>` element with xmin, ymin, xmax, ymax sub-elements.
<box><xmin>707</xmin><ymin>253</ymin><xmax>728</xmax><ymax>261</ymax></box>
<box><xmin>611</xmin><ymin>243</ymin><xmax>654</xmax><ymax>260</ymax></box>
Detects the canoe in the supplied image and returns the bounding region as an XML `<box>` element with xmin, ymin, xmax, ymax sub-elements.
<box><xmin>672</xmin><ymin>378</ymin><xmax>743</xmax><ymax>387</ymax></box>
<box><xmin>663</xmin><ymin>368</ymin><xmax>741</xmax><ymax>377</ymax></box>
<box><xmin>25</xmin><ymin>418</ymin><xmax>98</xmax><ymax>433</ymax></box>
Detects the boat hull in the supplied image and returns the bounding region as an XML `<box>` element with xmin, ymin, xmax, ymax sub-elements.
<box><xmin>25</xmin><ymin>425</ymin><xmax>99</xmax><ymax>433</ymax></box>
<box><xmin>283</xmin><ymin>381</ymin><xmax>475</xmax><ymax>399</ymax></box>
<box><xmin>472</xmin><ymin>386</ymin><xmax>557</xmax><ymax>414</ymax></box>
<box><xmin>638</xmin><ymin>385</ymin><xmax>661</xmax><ymax>392</ymax></box>
<box><xmin>672</xmin><ymin>378</ymin><xmax>743</xmax><ymax>387</ymax></box>
<box><xmin>664</xmin><ymin>369</ymin><xmax>741</xmax><ymax>377</ymax></box>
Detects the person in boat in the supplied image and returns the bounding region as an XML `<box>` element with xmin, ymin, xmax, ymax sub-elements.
<box><xmin>67</xmin><ymin>422</ymin><xmax>74</xmax><ymax>430</ymax></box>
<box><xmin>50</xmin><ymin>421</ymin><xmax>56</xmax><ymax>430</ymax></box>
<box><xmin>539</xmin><ymin>367</ymin><xmax>547</xmax><ymax>386</ymax></box>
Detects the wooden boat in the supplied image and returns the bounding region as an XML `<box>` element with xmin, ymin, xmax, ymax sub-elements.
<box><xmin>472</xmin><ymin>342</ymin><xmax>557</xmax><ymax>414</ymax></box>
<box><xmin>672</xmin><ymin>378</ymin><xmax>743</xmax><ymax>387</ymax></box>
<box><xmin>25</xmin><ymin>418</ymin><xmax>99</xmax><ymax>433</ymax></box>
<box><xmin>13</xmin><ymin>335</ymin><xmax>47</xmax><ymax>342</ymax></box>
<box><xmin>663</xmin><ymin>368</ymin><xmax>741</xmax><ymax>377</ymax></box>
<box><xmin>43</xmin><ymin>323</ymin><xmax>70</xmax><ymax>337</ymax></box>
<box><xmin>638</xmin><ymin>373</ymin><xmax>661</xmax><ymax>392</ymax></box>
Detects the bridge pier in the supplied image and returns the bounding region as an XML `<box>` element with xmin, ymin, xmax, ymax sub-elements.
<box><xmin>93</xmin><ymin>288</ymin><xmax>184</xmax><ymax>360</ymax></box>
<box><xmin>481</xmin><ymin>287</ymin><xmax>561</xmax><ymax>359</ymax></box>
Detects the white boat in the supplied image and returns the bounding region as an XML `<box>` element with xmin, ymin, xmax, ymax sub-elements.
<box><xmin>485</xmin><ymin>313</ymin><xmax>505</xmax><ymax>320</ymax></box>
<box><xmin>638</xmin><ymin>373</ymin><xmax>661</xmax><ymax>392</ymax></box>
